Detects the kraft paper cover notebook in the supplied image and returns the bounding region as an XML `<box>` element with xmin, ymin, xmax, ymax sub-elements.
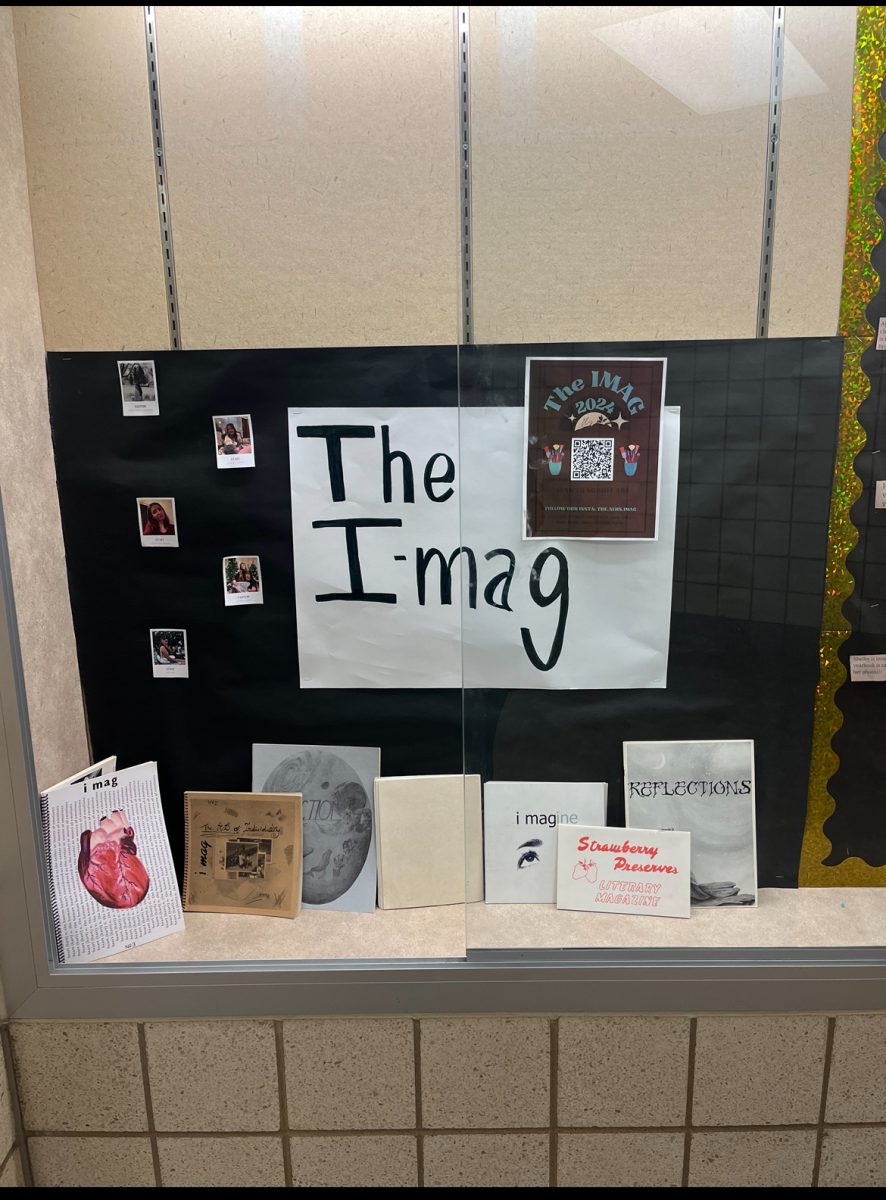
<box><xmin>184</xmin><ymin>791</ymin><xmax>303</xmax><ymax>918</ymax></box>
<box><xmin>375</xmin><ymin>775</ymin><xmax>474</xmax><ymax>909</ymax></box>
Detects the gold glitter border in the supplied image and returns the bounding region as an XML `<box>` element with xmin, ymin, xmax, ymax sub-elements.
<box><xmin>799</xmin><ymin>7</ymin><xmax>886</xmax><ymax>886</ymax></box>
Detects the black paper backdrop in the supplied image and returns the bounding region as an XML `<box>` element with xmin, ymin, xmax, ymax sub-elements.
<box><xmin>47</xmin><ymin>338</ymin><xmax>842</xmax><ymax>888</ymax></box>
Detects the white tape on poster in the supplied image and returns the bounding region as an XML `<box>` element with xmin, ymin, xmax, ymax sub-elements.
<box><xmin>288</xmin><ymin>406</ymin><xmax>679</xmax><ymax>689</ymax></box>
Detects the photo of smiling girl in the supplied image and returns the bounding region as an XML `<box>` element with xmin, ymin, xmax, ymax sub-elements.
<box><xmin>213</xmin><ymin>414</ymin><xmax>255</xmax><ymax>469</ymax></box>
<box><xmin>223</xmin><ymin>555</ymin><xmax>263</xmax><ymax>606</ymax></box>
<box><xmin>137</xmin><ymin>498</ymin><xmax>179</xmax><ymax>547</ymax></box>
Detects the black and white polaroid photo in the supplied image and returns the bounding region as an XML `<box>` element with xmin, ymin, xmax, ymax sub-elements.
<box><xmin>224</xmin><ymin>840</ymin><xmax>259</xmax><ymax>873</ymax></box>
<box><xmin>150</xmin><ymin>628</ymin><xmax>189</xmax><ymax>679</ymax></box>
<box><xmin>137</xmin><ymin>497</ymin><xmax>179</xmax><ymax>547</ymax></box>
<box><xmin>241</xmin><ymin>852</ymin><xmax>266</xmax><ymax>880</ymax></box>
<box><xmin>224</xmin><ymin>555</ymin><xmax>263</xmax><ymax>606</ymax></box>
<box><xmin>213</xmin><ymin>414</ymin><xmax>255</xmax><ymax>469</ymax></box>
<box><xmin>118</xmin><ymin>360</ymin><xmax>159</xmax><ymax>416</ymax></box>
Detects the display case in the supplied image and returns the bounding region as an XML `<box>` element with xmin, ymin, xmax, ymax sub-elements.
<box><xmin>2</xmin><ymin>5</ymin><xmax>885</xmax><ymax>1028</ymax></box>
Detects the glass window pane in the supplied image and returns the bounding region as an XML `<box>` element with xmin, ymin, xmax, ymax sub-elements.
<box><xmin>768</xmin><ymin>5</ymin><xmax>856</xmax><ymax>337</ymax></box>
<box><xmin>470</xmin><ymin>6</ymin><xmax>772</xmax><ymax>343</ymax></box>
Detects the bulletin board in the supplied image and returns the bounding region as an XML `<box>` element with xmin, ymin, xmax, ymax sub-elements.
<box><xmin>47</xmin><ymin>338</ymin><xmax>843</xmax><ymax>888</ymax></box>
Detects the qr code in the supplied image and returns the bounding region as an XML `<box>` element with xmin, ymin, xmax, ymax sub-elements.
<box><xmin>571</xmin><ymin>437</ymin><xmax>614</xmax><ymax>482</ymax></box>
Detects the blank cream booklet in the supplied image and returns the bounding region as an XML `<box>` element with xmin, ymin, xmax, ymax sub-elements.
<box><xmin>374</xmin><ymin>775</ymin><xmax>483</xmax><ymax>909</ymax></box>
<box><xmin>623</xmin><ymin>739</ymin><xmax>757</xmax><ymax>906</ymax></box>
<box><xmin>483</xmin><ymin>781</ymin><xmax>608</xmax><ymax>903</ymax></box>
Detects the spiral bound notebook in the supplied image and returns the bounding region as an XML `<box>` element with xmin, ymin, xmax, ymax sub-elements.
<box><xmin>41</xmin><ymin>761</ymin><xmax>184</xmax><ymax>964</ymax></box>
<box><xmin>183</xmin><ymin>791</ymin><xmax>303</xmax><ymax>918</ymax></box>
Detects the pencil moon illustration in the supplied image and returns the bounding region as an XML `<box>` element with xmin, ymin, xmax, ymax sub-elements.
<box><xmin>263</xmin><ymin>750</ymin><xmax>371</xmax><ymax>903</ymax></box>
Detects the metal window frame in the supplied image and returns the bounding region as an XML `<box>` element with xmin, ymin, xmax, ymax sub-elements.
<box><xmin>2</xmin><ymin>503</ymin><xmax>885</xmax><ymax>1021</ymax></box>
<box><xmin>3</xmin><ymin>7</ymin><xmax>884</xmax><ymax>1022</ymax></box>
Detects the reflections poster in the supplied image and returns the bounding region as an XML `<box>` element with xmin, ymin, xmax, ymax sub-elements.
<box><xmin>523</xmin><ymin>357</ymin><xmax>666</xmax><ymax>540</ymax></box>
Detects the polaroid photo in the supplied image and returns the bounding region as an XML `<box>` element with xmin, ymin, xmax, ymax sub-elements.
<box><xmin>240</xmin><ymin>852</ymin><xmax>267</xmax><ymax>880</ymax></box>
<box><xmin>224</xmin><ymin>555</ymin><xmax>263</xmax><ymax>606</ymax></box>
<box><xmin>137</xmin><ymin>497</ymin><xmax>179</xmax><ymax>547</ymax></box>
<box><xmin>150</xmin><ymin>628</ymin><xmax>188</xmax><ymax>678</ymax></box>
<box><xmin>224</xmin><ymin>840</ymin><xmax>259</xmax><ymax>873</ymax></box>
<box><xmin>118</xmin><ymin>360</ymin><xmax>159</xmax><ymax>416</ymax></box>
<box><xmin>214</xmin><ymin>414</ymin><xmax>255</xmax><ymax>469</ymax></box>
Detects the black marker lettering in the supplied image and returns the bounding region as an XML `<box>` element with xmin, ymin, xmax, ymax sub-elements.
<box><xmin>416</xmin><ymin>546</ymin><xmax>477</xmax><ymax>608</ymax></box>
<box><xmin>297</xmin><ymin>425</ymin><xmax>375</xmax><ymax>502</ymax></box>
<box><xmin>381</xmin><ymin>425</ymin><xmax>414</xmax><ymax>504</ymax></box>
<box><xmin>313</xmin><ymin>518</ymin><xmax>402</xmax><ymax>603</ymax></box>
<box><xmin>423</xmin><ymin>452</ymin><xmax>455</xmax><ymax>503</ymax></box>
<box><xmin>520</xmin><ymin>548</ymin><xmax>569</xmax><ymax>671</ymax></box>
<box><xmin>483</xmin><ymin>549</ymin><xmax>516</xmax><ymax>611</ymax></box>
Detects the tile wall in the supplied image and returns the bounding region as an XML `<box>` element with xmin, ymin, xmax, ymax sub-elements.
<box><xmin>2</xmin><ymin>1013</ymin><xmax>885</xmax><ymax>1187</ymax></box>
<box><xmin>0</xmin><ymin>1031</ymin><xmax>23</xmax><ymax>1187</ymax></box>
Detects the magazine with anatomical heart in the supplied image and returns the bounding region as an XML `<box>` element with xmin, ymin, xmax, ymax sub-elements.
<box><xmin>41</xmin><ymin>761</ymin><xmax>184</xmax><ymax>963</ymax></box>
<box><xmin>42</xmin><ymin>755</ymin><xmax>117</xmax><ymax>795</ymax></box>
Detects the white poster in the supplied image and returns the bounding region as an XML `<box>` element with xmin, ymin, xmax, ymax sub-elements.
<box><xmin>288</xmin><ymin>406</ymin><xmax>678</xmax><ymax>689</ymax></box>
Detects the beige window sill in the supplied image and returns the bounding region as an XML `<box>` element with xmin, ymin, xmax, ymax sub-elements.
<box><xmin>101</xmin><ymin>888</ymin><xmax>885</xmax><ymax>965</ymax></box>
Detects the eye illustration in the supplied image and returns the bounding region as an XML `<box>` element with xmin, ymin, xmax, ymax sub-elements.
<box><xmin>517</xmin><ymin>838</ymin><xmax>543</xmax><ymax>869</ymax></box>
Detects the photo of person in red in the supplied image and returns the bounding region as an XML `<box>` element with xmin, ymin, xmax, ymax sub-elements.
<box><xmin>141</xmin><ymin>500</ymin><xmax>175</xmax><ymax>536</ymax></box>
<box><xmin>138</xmin><ymin>498</ymin><xmax>179</xmax><ymax>546</ymax></box>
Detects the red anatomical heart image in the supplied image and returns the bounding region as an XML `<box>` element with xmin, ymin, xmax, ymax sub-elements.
<box><xmin>77</xmin><ymin>810</ymin><xmax>151</xmax><ymax>909</ymax></box>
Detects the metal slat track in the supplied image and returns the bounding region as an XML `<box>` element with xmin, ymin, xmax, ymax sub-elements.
<box><xmin>458</xmin><ymin>7</ymin><xmax>473</xmax><ymax>343</ymax></box>
<box><xmin>144</xmin><ymin>6</ymin><xmax>181</xmax><ymax>350</ymax></box>
<box><xmin>757</xmin><ymin>6</ymin><xmax>786</xmax><ymax>338</ymax></box>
